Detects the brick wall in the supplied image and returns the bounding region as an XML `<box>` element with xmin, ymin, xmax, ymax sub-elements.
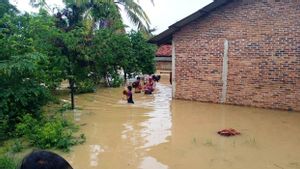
<box><xmin>173</xmin><ymin>0</ymin><xmax>300</xmax><ymax>111</ymax></box>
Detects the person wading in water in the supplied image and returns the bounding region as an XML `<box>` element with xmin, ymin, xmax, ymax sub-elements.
<box><xmin>127</xmin><ymin>86</ymin><xmax>134</xmax><ymax>104</ymax></box>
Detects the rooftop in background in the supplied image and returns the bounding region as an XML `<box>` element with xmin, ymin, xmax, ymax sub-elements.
<box><xmin>156</xmin><ymin>45</ymin><xmax>172</xmax><ymax>57</ymax></box>
<box><xmin>148</xmin><ymin>0</ymin><xmax>233</xmax><ymax>45</ymax></box>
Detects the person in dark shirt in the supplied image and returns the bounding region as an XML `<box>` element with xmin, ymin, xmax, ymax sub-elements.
<box><xmin>127</xmin><ymin>86</ymin><xmax>134</xmax><ymax>104</ymax></box>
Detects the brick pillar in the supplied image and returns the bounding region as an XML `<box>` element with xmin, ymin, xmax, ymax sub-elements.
<box><xmin>221</xmin><ymin>39</ymin><xmax>229</xmax><ymax>103</ymax></box>
<box><xmin>172</xmin><ymin>40</ymin><xmax>176</xmax><ymax>98</ymax></box>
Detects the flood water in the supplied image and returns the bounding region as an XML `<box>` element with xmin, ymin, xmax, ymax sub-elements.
<box><xmin>62</xmin><ymin>76</ymin><xmax>300</xmax><ymax>169</ymax></box>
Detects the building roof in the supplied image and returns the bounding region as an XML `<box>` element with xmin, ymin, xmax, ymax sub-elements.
<box><xmin>148</xmin><ymin>0</ymin><xmax>233</xmax><ymax>45</ymax></box>
<box><xmin>156</xmin><ymin>45</ymin><xmax>172</xmax><ymax>57</ymax></box>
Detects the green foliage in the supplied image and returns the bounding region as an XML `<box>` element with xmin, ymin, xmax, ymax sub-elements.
<box><xmin>16</xmin><ymin>114</ymin><xmax>85</xmax><ymax>152</ymax></box>
<box><xmin>0</xmin><ymin>12</ymin><xmax>67</xmax><ymax>89</ymax></box>
<box><xmin>0</xmin><ymin>0</ymin><xmax>18</xmax><ymax>18</ymax></box>
<box><xmin>27</xmin><ymin>12</ymin><xmax>67</xmax><ymax>90</ymax></box>
<box><xmin>89</xmin><ymin>29</ymin><xmax>156</xmax><ymax>85</ymax></box>
<box><xmin>0</xmin><ymin>14</ymin><xmax>34</xmax><ymax>60</ymax></box>
<box><xmin>0</xmin><ymin>115</ymin><xmax>9</xmax><ymax>141</ymax></box>
<box><xmin>89</xmin><ymin>29</ymin><xmax>133</xmax><ymax>84</ymax></box>
<box><xmin>0</xmin><ymin>155</ymin><xmax>18</xmax><ymax>169</ymax></box>
<box><xmin>10</xmin><ymin>139</ymin><xmax>23</xmax><ymax>153</ymax></box>
<box><xmin>0</xmin><ymin>53</ymin><xmax>52</xmax><ymax>133</ymax></box>
<box><xmin>110</xmin><ymin>74</ymin><xmax>124</xmax><ymax>88</ymax></box>
<box><xmin>0</xmin><ymin>1</ymin><xmax>155</xmax><ymax>154</ymax></box>
<box><xmin>129</xmin><ymin>31</ymin><xmax>156</xmax><ymax>75</ymax></box>
<box><xmin>76</xmin><ymin>79</ymin><xmax>96</xmax><ymax>94</ymax></box>
<box><xmin>52</xmin><ymin>0</ymin><xmax>150</xmax><ymax>33</ymax></box>
<box><xmin>57</xmin><ymin>103</ymin><xmax>72</xmax><ymax>114</ymax></box>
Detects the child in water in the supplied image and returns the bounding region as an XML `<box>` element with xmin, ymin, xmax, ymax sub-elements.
<box><xmin>127</xmin><ymin>86</ymin><xmax>134</xmax><ymax>104</ymax></box>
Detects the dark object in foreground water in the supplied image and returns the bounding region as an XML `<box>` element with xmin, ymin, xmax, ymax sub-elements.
<box><xmin>217</xmin><ymin>128</ymin><xmax>241</xmax><ymax>137</ymax></box>
<box><xmin>20</xmin><ymin>150</ymin><xmax>73</xmax><ymax>169</ymax></box>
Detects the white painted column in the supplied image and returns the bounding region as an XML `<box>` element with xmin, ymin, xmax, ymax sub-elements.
<box><xmin>172</xmin><ymin>40</ymin><xmax>176</xmax><ymax>98</ymax></box>
<box><xmin>221</xmin><ymin>39</ymin><xmax>229</xmax><ymax>103</ymax></box>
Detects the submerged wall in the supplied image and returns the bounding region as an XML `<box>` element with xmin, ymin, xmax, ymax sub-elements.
<box><xmin>173</xmin><ymin>0</ymin><xmax>300</xmax><ymax>111</ymax></box>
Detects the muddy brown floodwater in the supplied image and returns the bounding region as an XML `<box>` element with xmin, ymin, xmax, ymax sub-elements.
<box><xmin>62</xmin><ymin>76</ymin><xmax>300</xmax><ymax>169</ymax></box>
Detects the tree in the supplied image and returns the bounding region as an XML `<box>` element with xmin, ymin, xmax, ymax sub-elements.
<box><xmin>0</xmin><ymin>0</ymin><xmax>18</xmax><ymax>18</ymax></box>
<box><xmin>30</xmin><ymin>0</ymin><xmax>152</xmax><ymax>34</ymax></box>
<box><xmin>88</xmin><ymin>29</ymin><xmax>134</xmax><ymax>85</ymax></box>
<box><xmin>28</xmin><ymin>11</ymin><xmax>68</xmax><ymax>89</ymax></box>
<box><xmin>129</xmin><ymin>31</ymin><xmax>156</xmax><ymax>74</ymax></box>
<box><xmin>0</xmin><ymin>14</ymin><xmax>34</xmax><ymax>61</ymax></box>
<box><xmin>0</xmin><ymin>2</ymin><xmax>86</xmax><ymax>148</ymax></box>
<box><xmin>0</xmin><ymin>53</ymin><xmax>52</xmax><ymax>136</ymax></box>
<box><xmin>0</xmin><ymin>10</ymin><xmax>68</xmax><ymax>89</ymax></box>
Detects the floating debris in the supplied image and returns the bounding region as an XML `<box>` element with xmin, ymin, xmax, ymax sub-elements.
<box><xmin>217</xmin><ymin>128</ymin><xmax>241</xmax><ymax>137</ymax></box>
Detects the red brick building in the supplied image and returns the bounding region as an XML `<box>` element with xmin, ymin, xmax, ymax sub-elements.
<box><xmin>149</xmin><ymin>0</ymin><xmax>300</xmax><ymax>111</ymax></box>
<box><xmin>155</xmin><ymin>45</ymin><xmax>172</xmax><ymax>74</ymax></box>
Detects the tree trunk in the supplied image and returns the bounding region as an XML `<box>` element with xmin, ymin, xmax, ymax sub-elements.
<box><xmin>69</xmin><ymin>78</ymin><xmax>75</xmax><ymax>110</ymax></box>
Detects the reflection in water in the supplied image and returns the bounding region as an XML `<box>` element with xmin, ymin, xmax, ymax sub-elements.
<box><xmin>62</xmin><ymin>76</ymin><xmax>300</xmax><ymax>169</ymax></box>
<box><xmin>89</xmin><ymin>145</ymin><xmax>104</xmax><ymax>167</ymax></box>
<box><xmin>138</xmin><ymin>83</ymin><xmax>172</xmax><ymax>149</ymax></box>
<box><xmin>139</xmin><ymin>156</ymin><xmax>168</xmax><ymax>169</ymax></box>
<box><xmin>73</xmin><ymin>109</ymin><xmax>82</xmax><ymax>122</ymax></box>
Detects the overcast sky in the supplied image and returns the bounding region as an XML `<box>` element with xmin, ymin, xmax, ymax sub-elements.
<box><xmin>10</xmin><ymin>0</ymin><xmax>213</xmax><ymax>34</ymax></box>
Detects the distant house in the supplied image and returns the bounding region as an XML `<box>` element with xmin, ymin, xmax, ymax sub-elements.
<box><xmin>149</xmin><ymin>0</ymin><xmax>300</xmax><ymax>111</ymax></box>
<box><xmin>155</xmin><ymin>45</ymin><xmax>172</xmax><ymax>74</ymax></box>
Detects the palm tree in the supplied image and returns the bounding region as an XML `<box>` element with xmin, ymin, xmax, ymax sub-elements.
<box><xmin>30</xmin><ymin>0</ymin><xmax>153</xmax><ymax>33</ymax></box>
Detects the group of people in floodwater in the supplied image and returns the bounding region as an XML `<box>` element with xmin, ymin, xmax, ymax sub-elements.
<box><xmin>123</xmin><ymin>74</ymin><xmax>161</xmax><ymax>104</ymax></box>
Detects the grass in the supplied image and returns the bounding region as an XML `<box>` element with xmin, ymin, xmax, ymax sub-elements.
<box><xmin>203</xmin><ymin>139</ymin><xmax>214</xmax><ymax>146</ymax></box>
<box><xmin>192</xmin><ymin>137</ymin><xmax>197</xmax><ymax>145</ymax></box>
<box><xmin>0</xmin><ymin>155</ymin><xmax>19</xmax><ymax>169</ymax></box>
<box><xmin>244</xmin><ymin>137</ymin><xmax>257</xmax><ymax>146</ymax></box>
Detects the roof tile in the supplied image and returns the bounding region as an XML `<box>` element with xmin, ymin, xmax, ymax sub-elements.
<box><xmin>156</xmin><ymin>45</ymin><xmax>172</xmax><ymax>57</ymax></box>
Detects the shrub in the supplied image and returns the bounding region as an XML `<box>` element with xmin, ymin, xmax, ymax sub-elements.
<box><xmin>10</xmin><ymin>139</ymin><xmax>23</xmax><ymax>153</ymax></box>
<box><xmin>76</xmin><ymin>79</ymin><xmax>96</xmax><ymax>94</ymax></box>
<box><xmin>0</xmin><ymin>115</ymin><xmax>9</xmax><ymax>141</ymax></box>
<box><xmin>57</xmin><ymin>103</ymin><xmax>72</xmax><ymax>114</ymax></box>
<box><xmin>0</xmin><ymin>53</ymin><xmax>52</xmax><ymax>133</ymax></box>
<box><xmin>0</xmin><ymin>156</ymin><xmax>18</xmax><ymax>169</ymax></box>
<box><xmin>15</xmin><ymin>114</ymin><xmax>85</xmax><ymax>152</ymax></box>
<box><xmin>111</xmin><ymin>75</ymin><xmax>123</xmax><ymax>88</ymax></box>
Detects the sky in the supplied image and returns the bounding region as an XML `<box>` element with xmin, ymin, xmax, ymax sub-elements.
<box><xmin>9</xmin><ymin>0</ymin><xmax>213</xmax><ymax>34</ymax></box>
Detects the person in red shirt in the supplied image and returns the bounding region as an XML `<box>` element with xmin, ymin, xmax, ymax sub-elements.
<box><xmin>144</xmin><ymin>77</ymin><xmax>154</xmax><ymax>94</ymax></box>
<box><xmin>132</xmin><ymin>77</ymin><xmax>142</xmax><ymax>93</ymax></box>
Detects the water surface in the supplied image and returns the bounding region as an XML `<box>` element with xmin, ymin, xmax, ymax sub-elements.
<box><xmin>63</xmin><ymin>76</ymin><xmax>300</xmax><ymax>169</ymax></box>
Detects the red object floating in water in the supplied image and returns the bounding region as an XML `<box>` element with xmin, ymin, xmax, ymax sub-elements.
<box><xmin>217</xmin><ymin>128</ymin><xmax>241</xmax><ymax>137</ymax></box>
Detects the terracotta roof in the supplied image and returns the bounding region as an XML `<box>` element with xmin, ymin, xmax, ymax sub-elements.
<box><xmin>156</xmin><ymin>45</ymin><xmax>172</xmax><ymax>57</ymax></box>
<box><xmin>149</xmin><ymin>0</ymin><xmax>233</xmax><ymax>45</ymax></box>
